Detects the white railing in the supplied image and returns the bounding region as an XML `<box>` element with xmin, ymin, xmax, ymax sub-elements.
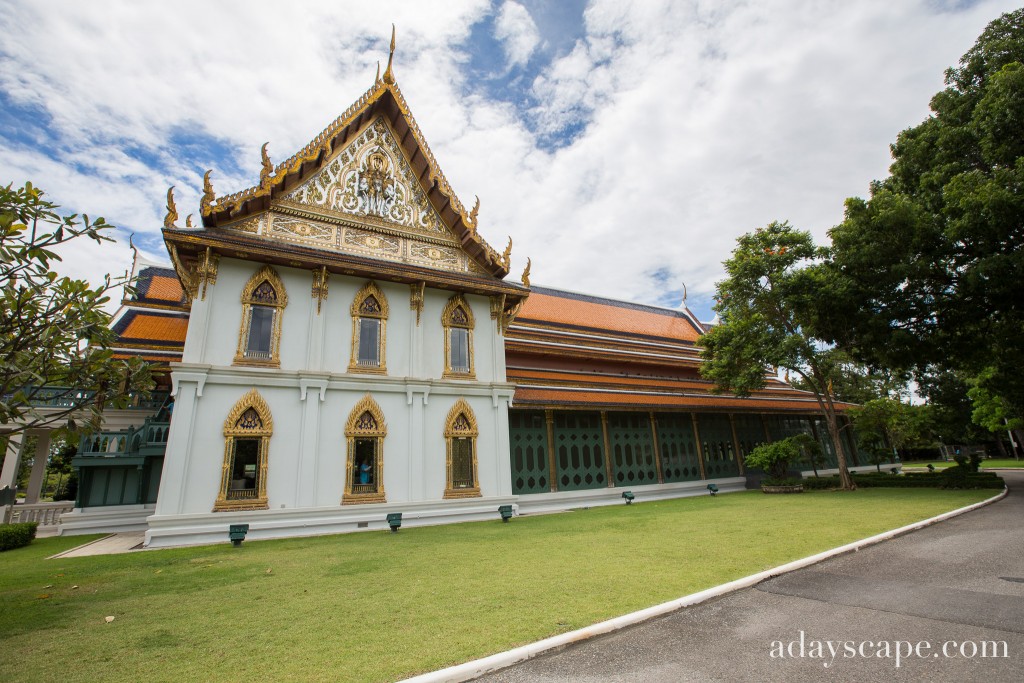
<box><xmin>6</xmin><ymin>502</ymin><xmax>75</xmax><ymax>526</ymax></box>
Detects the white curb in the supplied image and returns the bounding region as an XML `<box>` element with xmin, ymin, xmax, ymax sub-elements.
<box><xmin>399</xmin><ymin>487</ymin><xmax>1008</xmax><ymax>683</ymax></box>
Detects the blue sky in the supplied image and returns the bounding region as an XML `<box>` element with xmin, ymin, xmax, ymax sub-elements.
<box><xmin>0</xmin><ymin>0</ymin><xmax>1018</xmax><ymax>322</ymax></box>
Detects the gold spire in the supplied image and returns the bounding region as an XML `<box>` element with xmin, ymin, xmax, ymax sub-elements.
<box><xmin>382</xmin><ymin>25</ymin><xmax>396</xmax><ymax>85</ymax></box>
<box><xmin>521</xmin><ymin>258</ymin><xmax>531</xmax><ymax>288</ymax></box>
<box><xmin>200</xmin><ymin>170</ymin><xmax>215</xmax><ymax>214</ymax></box>
<box><xmin>164</xmin><ymin>186</ymin><xmax>178</xmax><ymax>228</ymax></box>
<box><xmin>375</xmin><ymin>61</ymin><xmax>380</xmax><ymax>84</ymax></box>
<box><xmin>260</xmin><ymin>142</ymin><xmax>273</xmax><ymax>186</ymax></box>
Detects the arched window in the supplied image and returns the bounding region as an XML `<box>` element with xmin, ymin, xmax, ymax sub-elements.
<box><xmin>234</xmin><ymin>265</ymin><xmax>288</xmax><ymax>367</ymax></box>
<box><xmin>444</xmin><ymin>398</ymin><xmax>480</xmax><ymax>498</ymax></box>
<box><xmin>343</xmin><ymin>394</ymin><xmax>387</xmax><ymax>504</ymax></box>
<box><xmin>348</xmin><ymin>281</ymin><xmax>388</xmax><ymax>374</ymax></box>
<box><xmin>215</xmin><ymin>389</ymin><xmax>272</xmax><ymax>511</ymax></box>
<box><xmin>442</xmin><ymin>294</ymin><xmax>475</xmax><ymax>379</ymax></box>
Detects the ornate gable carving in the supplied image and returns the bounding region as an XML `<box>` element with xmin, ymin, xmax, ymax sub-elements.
<box><xmin>285</xmin><ymin>118</ymin><xmax>449</xmax><ymax>239</ymax></box>
<box><xmin>345</xmin><ymin>394</ymin><xmax>387</xmax><ymax>437</ymax></box>
<box><xmin>223</xmin><ymin>389</ymin><xmax>274</xmax><ymax>437</ymax></box>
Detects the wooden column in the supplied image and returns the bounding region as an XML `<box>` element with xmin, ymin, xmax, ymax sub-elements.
<box><xmin>691</xmin><ymin>413</ymin><xmax>707</xmax><ymax>480</ymax></box>
<box><xmin>600</xmin><ymin>411</ymin><xmax>615</xmax><ymax>487</ymax></box>
<box><xmin>649</xmin><ymin>412</ymin><xmax>664</xmax><ymax>483</ymax></box>
<box><xmin>545</xmin><ymin>409</ymin><xmax>557</xmax><ymax>492</ymax></box>
<box><xmin>761</xmin><ymin>413</ymin><xmax>773</xmax><ymax>442</ymax></box>
<box><xmin>728</xmin><ymin>413</ymin><xmax>745</xmax><ymax>476</ymax></box>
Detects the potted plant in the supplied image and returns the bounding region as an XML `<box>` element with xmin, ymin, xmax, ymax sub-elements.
<box><xmin>745</xmin><ymin>436</ymin><xmax>807</xmax><ymax>493</ymax></box>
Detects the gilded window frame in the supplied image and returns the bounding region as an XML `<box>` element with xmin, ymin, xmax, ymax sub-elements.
<box><xmin>442</xmin><ymin>293</ymin><xmax>475</xmax><ymax>380</ymax></box>
<box><xmin>348</xmin><ymin>281</ymin><xmax>389</xmax><ymax>374</ymax></box>
<box><xmin>342</xmin><ymin>394</ymin><xmax>387</xmax><ymax>505</ymax></box>
<box><xmin>214</xmin><ymin>388</ymin><xmax>273</xmax><ymax>512</ymax></box>
<box><xmin>234</xmin><ymin>265</ymin><xmax>289</xmax><ymax>368</ymax></box>
<box><xmin>443</xmin><ymin>398</ymin><xmax>481</xmax><ymax>499</ymax></box>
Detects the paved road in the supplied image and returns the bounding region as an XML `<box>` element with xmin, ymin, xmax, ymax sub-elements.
<box><xmin>478</xmin><ymin>471</ymin><xmax>1024</xmax><ymax>682</ymax></box>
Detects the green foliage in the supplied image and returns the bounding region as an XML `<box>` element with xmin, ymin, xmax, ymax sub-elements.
<box><xmin>851</xmin><ymin>398</ymin><xmax>931</xmax><ymax>469</ymax></box>
<box><xmin>968</xmin><ymin>367</ymin><xmax>1024</xmax><ymax>432</ymax></box>
<box><xmin>701</xmin><ymin>221</ymin><xmax>855</xmax><ymax>488</ymax></box>
<box><xmin>0</xmin><ymin>182</ymin><xmax>152</xmax><ymax>436</ymax></box>
<box><xmin>801</xmin><ymin>472</ymin><xmax>1003</xmax><ymax>490</ymax></box>
<box><xmin>744</xmin><ymin>436</ymin><xmax>811</xmax><ymax>480</ymax></box>
<box><xmin>824</xmin><ymin>9</ymin><xmax>1024</xmax><ymax>423</ymax></box>
<box><xmin>0</xmin><ymin>522</ymin><xmax>38</xmax><ymax>551</ymax></box>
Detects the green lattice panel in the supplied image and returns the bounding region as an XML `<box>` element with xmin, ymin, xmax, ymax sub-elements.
<box><xmin>607</xmin><ymin>412</ymin><xmax>658</xmax><ymax>486</ymax></box>
<box><xmin>765</xmin><ymin>415</ymin><xmax>813</xmax><ymax>442</ymax></box>
<box><xmin>733</xmin><ymin>414</ymin><xmax>769</xmax><ymax>461</ymax></box>
<box><xmin>510</xmin><ymin>410</ymin><xmax>550</xmax><ymax>494</ymax></box>
<box><xmin>696</xmin><ymin>414</ymin><xmax>741</xmax><ymax>478</ymax></box>
<box><xmin>654</xmin><ymin>413</ymin><xmax>702</xmax><ymax>482</ymax></box>
<box><xmin>553</xmin><ymin>412</ymin><xmax>607</xmax><ymax>491</ymax></box>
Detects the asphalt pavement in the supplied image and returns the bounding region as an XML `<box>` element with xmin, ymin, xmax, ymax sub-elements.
<box><xmin>477</xmin><ymin>471</ymin><xmax>1024</xmax><ymax>682</ymax></box>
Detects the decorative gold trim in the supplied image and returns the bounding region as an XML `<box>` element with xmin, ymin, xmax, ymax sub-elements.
<box><xmin>443</xmin><ymin>398</ymin><xmax>480</xmax><ymax>499</ymax></box>
<box><xmin>168</xmin><ymin>243</ymin><xmax>199</xmax><ymax>302</ymax></box>
<box><xmin>196</xmin><ymin>246</ymin><xmax>219</xmax><ymax>301</ymax></box>
<box><xmin>409</xmin><ymin>281</ymin><xmax>425</xmax><ymax>326</ymax></box>
<box><xmin>201</xmin><ymin>171</ymin><xmax>215</xmax><ymax>216</ymax></box>
<box><xmin>501</xmin><ymin>237</ymin><xmax>512</xmax><ymax>271</ymax></box>
<box><xmin>260</xmin><ymin>142</ymin><xmax>273</xmax><ymax>188</ymax></box>
<box><xmin>348</xmin><ymin>281</ymin><xmax>388</xmax><ymax>374</ymax></box>
<box><xmin>692</xmin><ymin>414</ymin><xmax>707</xmax><ymax>480</ymax></box>
<box><xmin>600</xmin><ymin>411</ymin><xmax>614</xmax><ymax>488</ymax></box>
<box><xmin>214</xmin><ymin>388</ymin><xmax>272</xmax><ymax>512</ymax></box>
<box><xmin>343</xmin><ymin>394</ymin><xmax>387</xmax><ymax>504</ymax></box>
<box><xmin>311</xmin><ymin>266</ymin><xmax>329</xmax><ymax>314</ymax></box>
<box><xmin>521</xmin><ymin>257</ymin><xmax>531</xmax><ymax>288</ymax></box>
<box><xmin>649</xmin><ymin>412</ymin><xmax>664</xmax><ymax>484</ymax></box>
<box><xmin>233</xmin><ymin>265</ymin><xmax>288</xmax><ymax>368</ymax></box>
<box><xmin>442</xmin><ymin>293</ymin><xmax>475</xmax><ymax>380</ymax></box>
<box><xmin>489</xmin><ymin>294</ymin><xmax>505</xmax><ymax>328</ymax></box>
<box><xmin>164</xmin><ymin>186</ymin><xmax>178</xmax><ymax>229</ymax></box>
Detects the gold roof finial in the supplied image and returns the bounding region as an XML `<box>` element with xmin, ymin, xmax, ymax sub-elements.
<box><xmin>200</xmin><ymin>170</ymin><xmax>215</xmax><ymax>214</ymax></box>
<box><xmin>186</xmin><ymin>214</ymin><xmax>194</xmax><ymax>227</ymax></box>
<box><xmin>382</xmin><ymin>24</ymin><xmax>396</xmax><ymax>85</ymax></box>
<box><xmin>260</xmin><ymin>142</ymin><xmax>273</xmax><ymax>186</ymax></box>
<box><xmin>502</xmin><ymin>237</ymin><xmax>512</xmax><ymax>270</ymax></box>
<box><xmin>521</xmin><ymin>258</ymin><xmax>531</xmax><ymax>288</ymax></box>
<box><xmin>467</xmin><ymin>195</ymin><xmax>480</xmax><ymax>233</ymax></box>
<box><xmin>375</xmin><ymin>61</ymin><xmax>381</xmax><ymax>84</ymax></box>
<box><xmin>164</xmin><ymin>186</ymin><xmax>178</xmax><ymax>229</ymax></box>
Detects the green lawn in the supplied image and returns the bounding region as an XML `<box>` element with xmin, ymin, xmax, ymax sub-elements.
<box><xmin>902</xmin><ymin>458</ymin><xmax>1024</xmax><ymax>470</ymax></box>
<box><xmin>0</xmin><ymin>488</ymin><xmax>994</xmax><ymax>683</ymax></box>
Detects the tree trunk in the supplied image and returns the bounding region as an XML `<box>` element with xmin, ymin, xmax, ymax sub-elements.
<box><xmin>824</xmin><ymin>409</ymin><xmax>856</xmax><ymax>490</ymax></box>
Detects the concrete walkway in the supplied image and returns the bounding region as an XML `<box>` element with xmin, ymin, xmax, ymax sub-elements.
<box><xmin>49</xmin><ymin>532</ymin><xmax>145</xmax><ymax>558</ymax></box>
<box><xmin>478</xmin><ymin>472</ymin><xmax>1024</xmax><ymax>682</ymax></box>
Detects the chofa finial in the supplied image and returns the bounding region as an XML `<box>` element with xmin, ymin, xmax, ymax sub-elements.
<box><xmin>521</xmin><ymin>258</ymin><xmax>531</xmax><ymax>288</ymax></box>
<box><xmin>502</xmin><ymin>237</ymin><xmax>512</xmax><ymax>270</ymax></box>
<box><xmin>200</xmin><ymin>170</ymin><xmax>215</xmax><ymax>214</ymax></box>
<box><xmin>375</xmin><ymin>61</ymin><xmax>381</xmax><ymax>84</ymax></box>
<box><xmin>382</xmin><ymin>25</ymin><xmax>396</xmax><ymax>85</ymax></box>
<box><xmin>164</xmin><ymin>186</ymin><xmax>178</xmax><ymax>229</ymax></box>
<box><xmin>260</xmin><ymin>142</ymin><xmax>273</xmax><ymax>186</ymax></box>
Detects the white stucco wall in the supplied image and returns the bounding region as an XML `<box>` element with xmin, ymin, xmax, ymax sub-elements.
<box><xmin>151</xmin><ymin>258</ymin><xmax>515</xmax><ymax>546</ymax></box>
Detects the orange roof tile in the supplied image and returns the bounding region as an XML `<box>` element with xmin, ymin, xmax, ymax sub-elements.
<box><xmin>142</xmin><ymin>275</ymin><xmax>185</xmax><ymax>303</ymax></box>
<box><xmin>516</xmin><ymin>288</ymin><xmax>703</xmax><ymax>343</ymax></box>
<box><xmin>121</xmin><ymin>314</ymin><xmax>188</xmax><ymax>343</ymax></box>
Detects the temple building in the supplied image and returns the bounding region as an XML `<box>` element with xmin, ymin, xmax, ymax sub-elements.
<box><xmin>49</xmin><ymin>37</ymin><xmax>860</xmax><ymax>545</ymax></box>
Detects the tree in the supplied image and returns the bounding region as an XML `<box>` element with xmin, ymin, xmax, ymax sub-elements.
<box><xmin>824</xmin><ymin>9</ymin><xmax>1024</xmax><ymax>421</ymax></box>
<box><xmin>850</xmin><ymin>397</ymin><xmax>928</xmax><ymax>465</ymax></box>
<box><xmin>788</xmin><ymin>348</ymin><xmax>910</xmax><ymax>405</ymax></box>
<box><xmin>0</xmin><ymin>181</ymin><xmax>151</xmax><ymax>437</ymax></box>
<box><xmin>700</xmin><ymin>221</ymin><xmax>856</xmax><ymax>490</ymax></box>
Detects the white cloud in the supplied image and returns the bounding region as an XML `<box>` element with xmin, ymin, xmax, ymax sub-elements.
<box><xmin>0</xmin><ymin>0</ymin><xmax>1020</xmax><ymax>322</ymax></box>
<box><xmin>494</xmin><ymin>1</ymin><xmax>542</xmax><ymax>68</ymax></box>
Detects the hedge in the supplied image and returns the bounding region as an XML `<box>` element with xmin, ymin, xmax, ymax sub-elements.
<box><xmin>801</xmin><ymin>472</ymin><xmax>1004</xmax><ymax>490</ymax></box>
<box><xmin>0</xmin><ymin>522</ymin><xmax>39</xmax><ymax>551</ymax></box>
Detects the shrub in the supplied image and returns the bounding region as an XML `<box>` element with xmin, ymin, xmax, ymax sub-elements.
<box><xmin>761</xmin><ymin>477</ymin><xmax>804</xmax><ymax>487</ymax></box>
<box><xmin>0</xmin><ymin>522</ymin><xmax>39</xmax><ymax>551</ymax></box>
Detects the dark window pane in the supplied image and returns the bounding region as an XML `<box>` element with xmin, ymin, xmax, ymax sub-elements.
<box><xmin>452</xmin><ymin>438</ymin><xmax>474</xmax><ymax>488</ymax></box>
<box><xmin>246</xmin><ymin>306</ymin><xmax>274</xmax><ymax>357</ymax></box>
<box><xmin>228</xmin><ymin>438</ymin><xmax>259</xmax><ymax>499</ymax></box>
<box><xmin>353</xmin><ymin>438</ymin><xmax>377</xmax><ymax>494</ymax></box>
<box><xmin>358</xmin><ymin>318</ymin><xmax>380</xmax><ymax>365</ymax></box>
<box><xmin>449</xmin><ymin>328</ymin><xmax>469</xmax><ymax>372</ymax></box>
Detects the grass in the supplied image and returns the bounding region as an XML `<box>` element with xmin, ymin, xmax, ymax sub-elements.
<box><xmin>902</xmin><ymin>458</ymin><xmax>1024</xmax><ymax>470</ymax></box>
<box><xmin>0</xmin><ymin>488</ymin><xmax>995</xmax><ymax>683</ymax></box>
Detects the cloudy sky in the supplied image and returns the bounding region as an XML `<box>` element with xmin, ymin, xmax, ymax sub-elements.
<box><xmin>0</xmin><ymin>0</ymin><xmax>1017</xmax><ymax>321</ymax></box>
